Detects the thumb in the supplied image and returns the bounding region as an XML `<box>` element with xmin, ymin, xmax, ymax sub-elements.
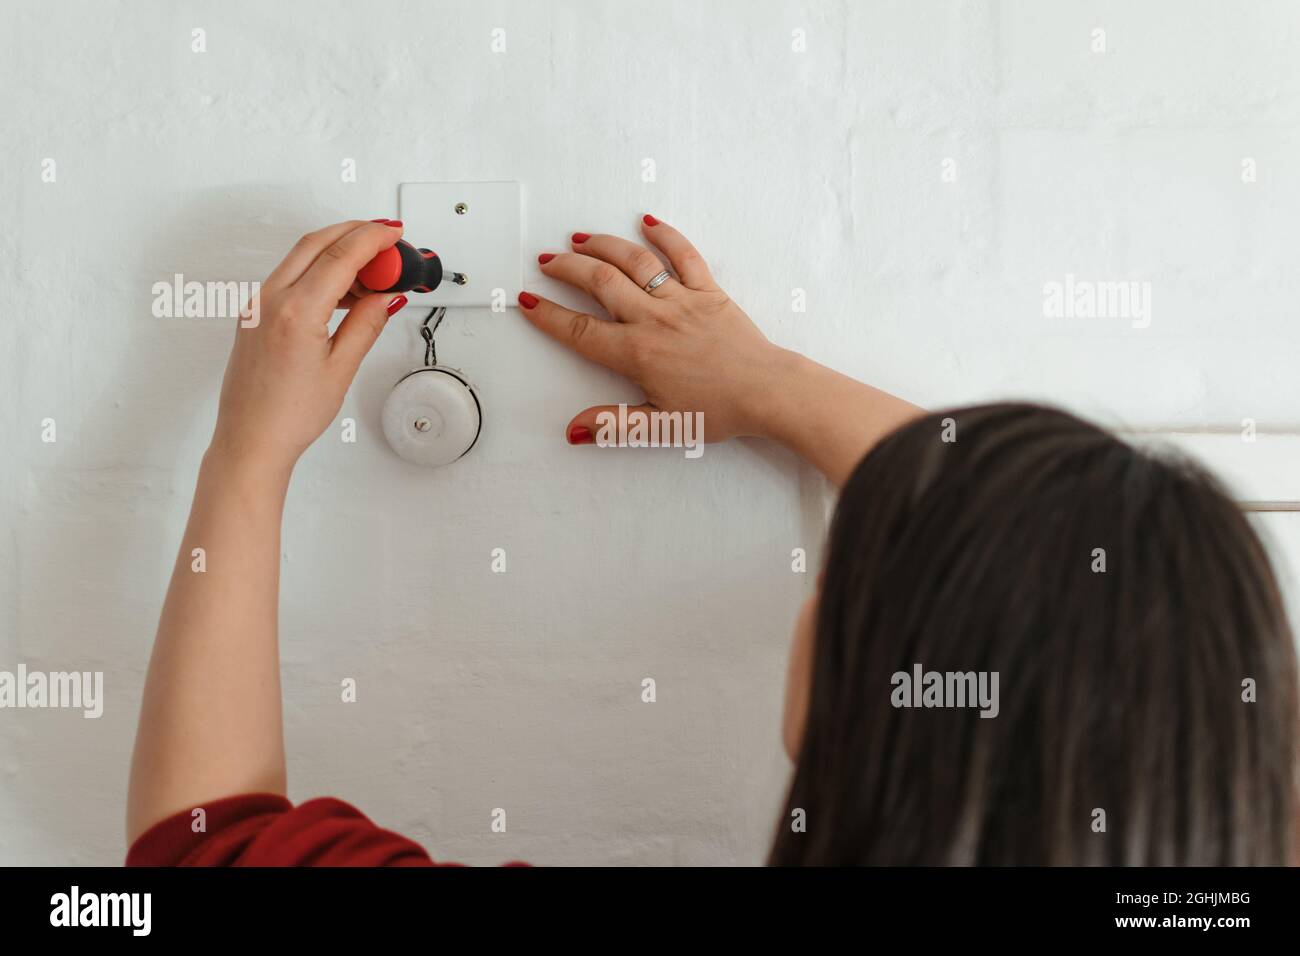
<box><xmin>330</xmin><ymin>293</ymin><xmax>407</xmax><ymax>376</ymax></box>
<box><xmin>565</xmin><ymin>403</ymin><xmax>657</xmax><ymax>446</ymax></box>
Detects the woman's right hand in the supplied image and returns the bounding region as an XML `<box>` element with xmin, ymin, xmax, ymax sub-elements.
<box><xmin>518</xmin><ymin>216</ymin><xmax>791</xmax><ymax>446</ymax></box>
<box><xmin>519</xmin><ymin>215</ymin><xmax>923</xmax><ymax>485</ymax></box>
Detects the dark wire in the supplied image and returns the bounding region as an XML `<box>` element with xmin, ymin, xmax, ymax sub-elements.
<box><xmin>420</xmin><ymin>307</ymin><xmax>447</xmax><ymax>366</ymax></box>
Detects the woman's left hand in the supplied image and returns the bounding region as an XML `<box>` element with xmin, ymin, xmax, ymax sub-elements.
<box><xmin>209</xmin><ymin>219</ymin><xmax>409</xmax><ymax>476</ymax></box>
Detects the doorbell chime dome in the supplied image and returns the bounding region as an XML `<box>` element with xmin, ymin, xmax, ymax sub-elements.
<box><xmin>381</xmin><ymin>307</ymin><xmax>482</xmax><ymax>468</ymax></box>
<box><xmin>382</xmin><ymin>365</ymin><xmax>482</xmax><ymax>467</ymax></box>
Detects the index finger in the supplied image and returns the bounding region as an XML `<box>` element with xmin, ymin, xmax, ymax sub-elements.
<box><xmin>266</xmin><ymin>220</ymin><xmax>392</xmax><ymax>289</ymax></box>
<box><xmin>516</xmin><ymin>291</ymin><xmax>628</xmax><ymax>369</ymax></box>
<box><xmin>293</xmin><ymin>221</ymin><xmax>404</xmax><ymax>309</ymax></box>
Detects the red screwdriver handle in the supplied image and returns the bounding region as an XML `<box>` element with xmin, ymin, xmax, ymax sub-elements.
<box><xmin>357</xmin><ymin>239</ymin><xmax>445</xmax><ymax>294</ymax></box>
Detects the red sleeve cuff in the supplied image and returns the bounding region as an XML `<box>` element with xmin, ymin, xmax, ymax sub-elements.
<box><xmin>126</xmin><ymin>793</ymin><xmax>439</xmax><ymax>867</ymax></box>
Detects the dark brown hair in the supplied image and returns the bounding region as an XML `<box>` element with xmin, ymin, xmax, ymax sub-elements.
<box><xmin>771</xmin><ymin>403</ymin><xmax>1298</xmax><ymax>865</ymax></box>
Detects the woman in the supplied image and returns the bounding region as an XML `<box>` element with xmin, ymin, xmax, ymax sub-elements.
<box><xmin>126</xmin><ymin>217</ymin><xmax>1297</xmax><ymax>865</ymax></box>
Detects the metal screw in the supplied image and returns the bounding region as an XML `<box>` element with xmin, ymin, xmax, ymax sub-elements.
<box><xmin>454</xmin><ymin>202</ymin><xmax>468</xmax><ymax>215</ymax></box>
<box><xmin>451</xmin><ymin>272</ymin><xmax>468</xmax><ymax>285</ymax></box>
<box><xmin>414</xmin><ymin>417</ymin><xmax>432</xmax><ymax>432</ymax></box>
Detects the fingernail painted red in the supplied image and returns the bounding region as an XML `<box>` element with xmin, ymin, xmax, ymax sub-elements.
<box><xmin>571</xmin><ymin>232</ymin><xmax>591</xmax><ymax>244</ymax></box>
<box><xmin>568</xmin><ymin>425</ymin><xmax>594</xmax><ymax>445</ymax></box>
<box><xmin>518</xmin><ymin>291</ymin><xmax>539</xmax><ymax>309</ymax></box>
<box><xmin>385</xmin><ymin>219</ymin><xmax>403</xmax><ymax>227</ymax></box>
<box><xmin>642</xmin><ymin>214</ymin><xmax>659</xmax><ymax>226</ymax></box>
<box><xmin>538</xmin><ymin>253</ymin><xmax>556</xmax><ymax>264</ymax></box>
<box><xmin>386</xmin><ymin>295</ymin><xmax>408</xmax><ymax>316</ymax></box>
<box><xmin>370</xmin><ymin>218</ymin><xmax>389</xmax><ymax>223</ymax></box>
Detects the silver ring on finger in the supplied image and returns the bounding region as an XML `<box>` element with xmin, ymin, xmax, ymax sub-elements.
<box><xmin>643</xmin><ymin>270</ymin><xmax>671</xmax><ymax>293</ymax></box>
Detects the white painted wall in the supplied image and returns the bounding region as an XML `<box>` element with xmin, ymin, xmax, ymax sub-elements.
<box><xmin>3</xmin><ymin>1</ymin><xmax>1299</xmax><ymax>865</ymax></box>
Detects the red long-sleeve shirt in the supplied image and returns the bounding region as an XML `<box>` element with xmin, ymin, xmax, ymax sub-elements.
<box><xmin>126</xmin><ymin>793</ymin><xmax>524</xmax><ymax>867</ymax></box>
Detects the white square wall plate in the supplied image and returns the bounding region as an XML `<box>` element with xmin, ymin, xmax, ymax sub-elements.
<box><xmin>398</xmin><ymin>181</ymin><xmax>522</xmax><ymax>308</ymax></box>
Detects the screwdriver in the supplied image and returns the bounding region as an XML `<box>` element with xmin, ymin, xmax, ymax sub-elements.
<box><xmin>357</xmin><ymin>238</ymin><xmax>467</xmax><ymax>295</ymax></box>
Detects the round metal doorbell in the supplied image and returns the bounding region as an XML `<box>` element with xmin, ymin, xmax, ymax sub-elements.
<box><xmin>382</xmin><ymin>308</ymin><xmax>482</xmax><ymax>467</ymax></box>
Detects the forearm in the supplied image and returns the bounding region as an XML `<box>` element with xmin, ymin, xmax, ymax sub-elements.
<box><xmin>127</xmin><ymin>449</ymin><xmax>292</xmax><ymax>842</ymax></box>
<box><xmin>757</xmin><ymin>349</ymin><xmax>925</xmax><ymax>487</ymax></box>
